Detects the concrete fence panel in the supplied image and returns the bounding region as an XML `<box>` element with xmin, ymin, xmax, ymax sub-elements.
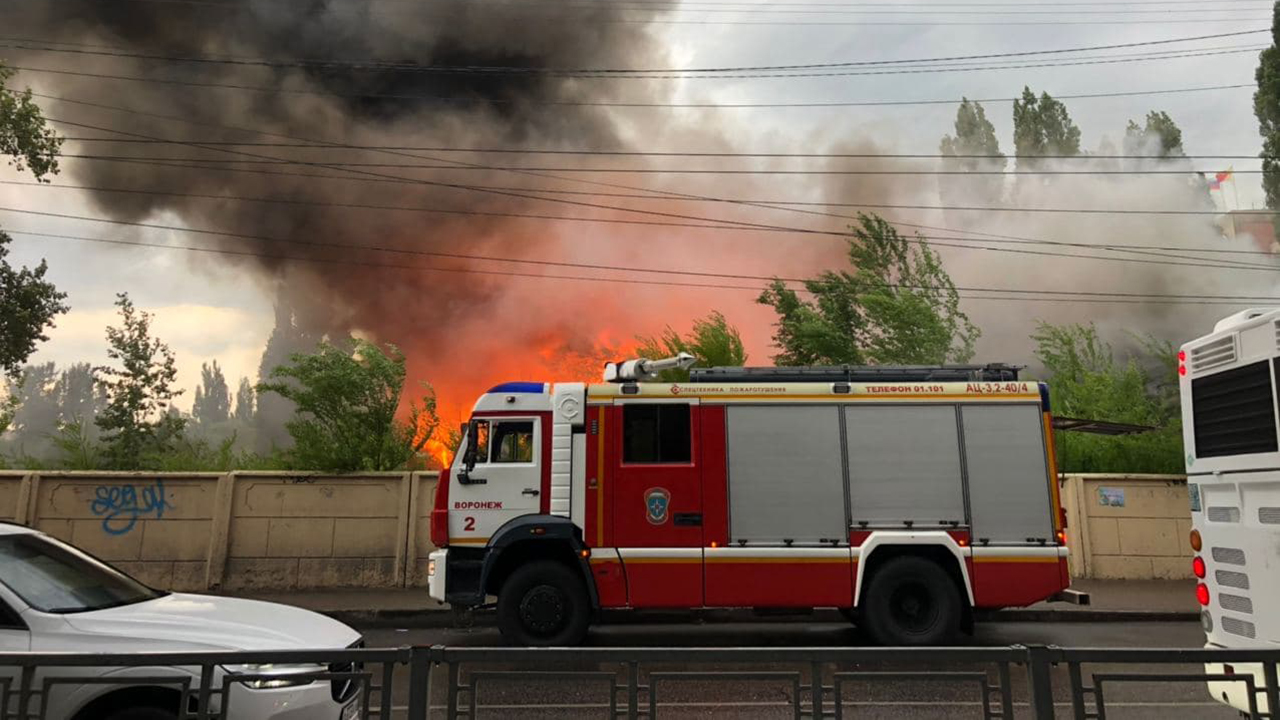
<box><xmin>221</xmin><ymin>473</ymin><xmax>412</xmax><ymax>591</ymax></box>
<box><xmin>0</xmin><ymin>472</ymin><xmax>31</xmax><ymax>521</ymax></box>
<box><xmin>1060</xmin><ymin>473</ymin><xmax>1193</xmax><ymax>580</ymax></box>
<box><xmin>28</xmin><ymin>472</ymin><xmax>222</xmax><ymax>591</ymax></box>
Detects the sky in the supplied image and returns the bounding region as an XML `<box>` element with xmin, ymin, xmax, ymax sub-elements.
<box><xmin>0</xmin><ymin>0</ymin><xmax>1275</xmax><ymax>411</ymax></box>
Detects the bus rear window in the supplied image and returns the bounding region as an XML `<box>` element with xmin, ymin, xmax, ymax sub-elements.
<box><xmin>1191</xmin><ymin>360</ymin><xmax>1278</xmax><ymax>458</ymax></box>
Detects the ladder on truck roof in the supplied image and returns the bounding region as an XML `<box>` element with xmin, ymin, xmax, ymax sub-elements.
<box><xmin>688</xmin><ymin>364</ymin><xmax>1022</xmax><ymax>383</ymax></box>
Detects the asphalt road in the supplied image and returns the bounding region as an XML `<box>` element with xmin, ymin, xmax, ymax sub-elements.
<box><xmin>352</xmin><ymin>619</ymin><xmax>1239</xmax><ymax>719</ymax></box>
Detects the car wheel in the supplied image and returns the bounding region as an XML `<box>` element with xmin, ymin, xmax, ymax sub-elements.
<box><xmin>102</xmin><ymin>707</ymin><xmax>177</xmax><ymax>720</ymax></box>
<box><xmin>860</xmin><ymin>556</ymin><xmax>962</xmax><ymax>646</ymax></box>
<box><xmin>497</xmin><ymin>560</ymin><xmax>590</xmax><ymax>646</ymax></box>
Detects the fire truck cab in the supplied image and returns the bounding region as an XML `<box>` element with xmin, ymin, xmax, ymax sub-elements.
<box><xmin>427</xmin><ymin>361</ymin><xmax>1076</xmax><ymax>646</ymax></box>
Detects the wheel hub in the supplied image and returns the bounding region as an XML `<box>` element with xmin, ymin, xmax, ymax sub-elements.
<box><xmin>519</xmin><ymin>584</ymin><xmax>567</xmax><ymax>636</ymax></box>
<box><xmin>889</xmin><ymin>582</ymin><xmax>938</xmax><ymax>632</ymax></box>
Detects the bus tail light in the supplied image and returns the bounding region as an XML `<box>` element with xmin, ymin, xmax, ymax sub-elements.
<box><xmin>1196</xmin><ymin>583</ymin><xmax>1210</xmax><ymax>606</ymax></box>
<box><xmin>1190</xmin><ymin>529</ymin><xmax>1202</xmax><ymax>552</ymax></box>
<box><xmin>1177</xmin><ymin>350</ymin><xmax>1187</xmax><ymax>377</ymax></box>
<box><xmin>1192</xmin><ymin>556</ymin><xmax>1206</xmax><ymax>578</ymax></box>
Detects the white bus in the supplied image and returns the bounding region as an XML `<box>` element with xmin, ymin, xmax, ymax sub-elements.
<box><xmin>1180</xmin><ymin>308</ymin><xmax>1280</xmax><ymax>714</ymax></box>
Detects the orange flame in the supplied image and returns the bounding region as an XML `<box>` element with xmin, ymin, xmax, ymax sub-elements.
<box><xmin>414</xmin><ymin>411</ymin><xmax>456</xmax><ymax>470</ymax></box>
<box><xmin>405</xmin><ymin>331</ymin><xmax>645</xmax><ymax>471</ymax></box>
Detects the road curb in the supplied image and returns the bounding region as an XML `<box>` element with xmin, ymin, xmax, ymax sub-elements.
<box><xmin>324</xmin><ymin>606</ymin><xmax>1199</xmax><ymax>628</ymax></box>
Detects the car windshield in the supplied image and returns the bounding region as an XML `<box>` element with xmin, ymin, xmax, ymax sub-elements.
<box><xmin>0</xmin><ymin>533</ymin><xmax>164</xmax><ymax>613</ymax></box>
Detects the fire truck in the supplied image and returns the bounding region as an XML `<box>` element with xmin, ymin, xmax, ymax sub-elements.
<box><xmin>427</xmin><ymin>357</ymin><xmax>1081</xmax><ymax>646</ymax></box>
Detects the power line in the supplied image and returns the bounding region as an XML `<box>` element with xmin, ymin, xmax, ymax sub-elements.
<box><xmin>46</xmin><ymin>155</ymin><xmax>1280</xmax><ymax>218</ymax></box>
<box><xmin>9</xmin><ymin>0</ymin><xmax>1273</xmax><ymax>7</ymax></box>
<box><xmin>53</xmin><ymin>131</ymin><xmax>1265</xmax><ymax>157</ymax></box>
<box><xmin>53</xmin><ymin>153</ymin><xmax>1264</xmax><ymax>175</ymax></box>
<box><xmin>6</xmin><ymin>48</ymin><xmax>1264</xmax><ymax>101</ymax></box>
<box><xmin>7</xmin><ymin>177</ymin><xmax>1276</xmax><ymax>257</ymax></box>
<box><xmin>1</xmin><ymin>224</ymin><xmax>1273</xmax><ymax>306</ymax></box>
<box><xmin>25</xmin><ymin>81</ymin><xmax>1254</xmax><ymax>110</ymax></box>
<box><xmin>0</xmin><ymin>29</ymin><xmax>1266</xmax><ymax>74</ymax></box>
<box><xmin>4</xmin><ymin>193</ymin><xmax>1276</xmax><ymax>275</ymax></box>
<box><xmin>8</xmin><ymin>0</ymin><xmax>1272</xmax><ymax>13</ymax></box>
<box><xmin>35</xmin><ymin>96</ymin><xmax>1277</xmax><ymax>272</ymax></box>
<box><xmin>0</xmin><ymin>5</ymin><xmax>1267</xmax><ymax>24</ymax></box>
<box><xmin>35</xmin><ymin>117</ymin><xmax>1278</xmax><ymax>273</ymax></box>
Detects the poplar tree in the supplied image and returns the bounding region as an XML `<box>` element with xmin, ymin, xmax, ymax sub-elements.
<box><xmin>1013</xmin><ymin>87</ymin><xmax>1082</xmax><ymax>168</ymax></box>
<box><xmin>1255</xmin><ymin>1</ymin><xmax>1280</xmax><ymax>207</ymax></box>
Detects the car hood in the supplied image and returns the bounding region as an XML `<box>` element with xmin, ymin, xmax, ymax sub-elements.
<box><xmin>58</xmin><ymin>593</ymin><xmax>361</xmax><ymax>652</ymax></box>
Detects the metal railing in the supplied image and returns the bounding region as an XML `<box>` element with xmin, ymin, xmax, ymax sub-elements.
<box><xmin>0</xmin><ymin>644</ymin><xmax>1274</xmax><ymax>719</ymax></box>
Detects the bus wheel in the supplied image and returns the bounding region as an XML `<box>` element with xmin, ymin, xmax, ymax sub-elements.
<box><xmin>861</xmin><ymin>556</ymin><xmax>961</xmax><ymax>646</ymax></box>
<box><xmin>497</xmin><ymin>560</ymin><xmax>590</xmax><ymax>646</ymax></box>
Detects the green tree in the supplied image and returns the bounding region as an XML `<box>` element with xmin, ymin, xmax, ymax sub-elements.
<box><xmin>94</xmin><ymin>293</ymin><xmax>185</xmax><ymax>469</ymax></box>
<box><xmin>636</xmin><ymin>311</ymin><xmax>747</xmax><ymax>382</ymax></box>
<box><xmin>1257</xmin><ymin>2</ymin><xmax>1280</xmax><ymax>208</ymax></box>
<box><xmin>57</xmin><ymin>362</ymin><xmax>102</xmax><ymax>430</ymax></box>
<box><xmin>1013</xmin><ymin>87</ymin><xmax>1082</xmax><ymax>168</ymax></box>
<box><xmin>0</xmin><ymin>231</ymin><xmax>69</xmax><ymax>379</ymax></box>
<box><xmin>234</xmin><ymin>376</ymin><xmax>255</xmax><ymax>421</ymax></box>
<box><xmin>8</xmin><ymin>363</ymin><xmax>58</xmax><ymax>439</ymax></box>
<box><xmin>0</xmin><ymin>65</ymin><xmax>68</xmax><ymax>379</ymax></box>
<box><xmin>758</xmin><ymin>213</ymin><xmax>978</xmax><ymax>366</ymax></box>
<box><xmin>1123</xmin><ymin>111</ymin><xmax>1185</xmax><ymax>158</ymax></box>
<box><xmin>257</xmin><ymin>340</ymin><xmax>438</xmax><ymax>471</ymax></box>
<box><xmin>192</xmin><ymin>360</ymin><xmax>231</xmax><ymax>426</ymax></box>
<box><xmin>941</xmin><ymin>99</ymin><xmax>1003</xmax><ymax>163</ymax></box>
<box><xmin>940</xmin><ymin>98</ymin><xmax>1006</xmax><ymax>205</ymax></box>
<box><xmin>1033</xmin><ymin>322</ymin><xmax>1183</xmax><ymax>473</ymax></box>
<box><xmin>1</xmin><ymin>64</ymin><xmax>61</xmax><ymax>182</ymax></box>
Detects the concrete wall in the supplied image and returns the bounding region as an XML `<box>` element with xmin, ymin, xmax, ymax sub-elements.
<box><xmin>1060</xmin><ymin>473</ymin><xmax>1193</xmax><ymax>580</ymax></box>
<box><xmin>0</xmin><ymin>471</ymin><xmax>439</xmax><ymax>591</ymax></box>
<box><xmin>0</xmin><ymin>471</ymin><xmax>1190</xmax><ymax>589</ymax></box>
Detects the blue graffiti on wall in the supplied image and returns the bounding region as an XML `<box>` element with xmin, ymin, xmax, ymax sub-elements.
<box><xmin>89</xmin><ymin>480</ymin><xmax>174</xmax><ymax>535</ymax></box>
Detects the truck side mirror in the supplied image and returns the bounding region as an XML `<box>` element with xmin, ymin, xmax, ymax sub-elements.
<box><xmin>462</xmin><ymin>420</ymin><xmax>480</xmax><ymax>472</ymax></box>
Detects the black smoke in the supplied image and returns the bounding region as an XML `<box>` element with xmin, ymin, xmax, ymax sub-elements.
<box><xmin>7</xmin><ymin>0</ymin><xmax>691</xmax><ymax>420</ymax></box>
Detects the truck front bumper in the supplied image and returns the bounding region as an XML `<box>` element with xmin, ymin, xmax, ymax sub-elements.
<box><xmin>427</xmin><ymin>548</ymin><xmax>448</xmax><ymax>602</ymax></box>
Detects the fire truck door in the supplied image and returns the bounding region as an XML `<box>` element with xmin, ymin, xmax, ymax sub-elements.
<box><xmin>448</xmin><ymin>415</ymin><xmax>545</xmax><ymax>546</ymax></box>
<box><xmin>611</xmin><ymin>400</ymin><xmax>703</xmax><ymax>607</ymax></box>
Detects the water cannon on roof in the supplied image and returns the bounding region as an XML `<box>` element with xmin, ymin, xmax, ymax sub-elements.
<box><xmin>603</xmin><ymin>353</ymin><xmax>697</xmax><ymax>383</ymax></box>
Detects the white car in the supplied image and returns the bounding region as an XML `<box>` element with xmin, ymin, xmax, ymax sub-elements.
<box><xmin>0</xmin><ymin>522</ymin><xmax>363</xmax><ymax>720</ymax></box>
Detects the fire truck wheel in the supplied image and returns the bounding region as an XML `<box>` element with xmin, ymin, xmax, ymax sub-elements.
<box><xmin>860</xmin><ymin>556</ymin><xmax>962</xmax><ymax>646</ymax></box>
<box><xmin>497</xmin><ymin>560</ymin><xmax>590</xmax><ymax>646</ymax></box>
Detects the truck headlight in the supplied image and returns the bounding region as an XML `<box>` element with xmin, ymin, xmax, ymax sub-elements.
<box><xmin>226</xmin><ymin>663</ymin><xmax>319</xmax><ymax>690</ymax></box>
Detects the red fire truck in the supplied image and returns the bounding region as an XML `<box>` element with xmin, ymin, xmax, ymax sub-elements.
<box><xmin>427</xmin><ymin>357</ymin><xmax>1082</xmax><ymax>646</ymax></box>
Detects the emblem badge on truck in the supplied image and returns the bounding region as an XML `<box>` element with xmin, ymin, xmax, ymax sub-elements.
<box><xmin>645</xmin><ymin>487</ymin><xmax>671</xmax><ymax>525</ymax></box>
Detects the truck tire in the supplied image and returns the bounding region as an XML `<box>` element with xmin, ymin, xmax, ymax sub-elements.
<box><xmin>497</xmin><ymin>560</ymin><xmax>590</xmax><ymax>646</ymax></box>
<box><xmin>860</xmin><ymin>555</ymin><xmax>962</xmax><ymax>646</ymax></box>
